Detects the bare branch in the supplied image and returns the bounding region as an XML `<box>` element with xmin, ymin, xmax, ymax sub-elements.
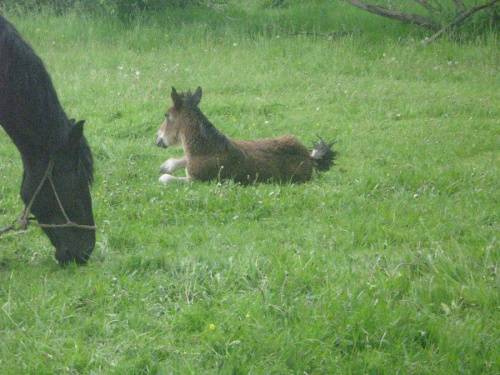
<box><xmin>265</xmin><ymin>25</ymin><xmax>361</xmax><ymax>38</ymax></box>
<box><xmin>451</xmin><ymin>0</ymin><xmax>467</xmax><ymax>12</ymax></box>
<box><xmin>423</xmin><ymin>0</ymin><xmax>500</xmax><ymax>44</ymax></box>
<box><xmin>413</xmin><ymin>0</ymin><xmax>439</xmax><ymax>12</ymax></box>
<box><xmin>430</xmin><ymin>0</ymin><xmax>443</xmax><ymax>11</ymax></box>
<box><xmin>345</xmin><ymin>0</ymin><xmax>440</xmax><ymax>29</ymax></box>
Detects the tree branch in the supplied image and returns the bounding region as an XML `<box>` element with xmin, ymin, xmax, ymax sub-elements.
<box><xmin>430</xmin><ymin>0</ymin><xmax>443</xmax><ymax>11</ymax></box>
<box><xmin>345</xmin><ymin>0</ymin><xmax>440</xmax><ymax>29</ymax></box>
<box><xmin>451</xmin><ymin>0</ymin><xmax>467</xmax><ymax>12</ymax></box>
<box><xmin>423</xmin><ymin>0</ymin><xmax>500</xmax><ymax>44</ymax></box>
<box><xmin>413</xmin><ymin>0</ymin><xmax>439</xmax><ymax>12</ymax></box>
<box><xmin>265</xmin><ymin>25</ymin><xmax>360</xmax><ymax>38</ymax></box>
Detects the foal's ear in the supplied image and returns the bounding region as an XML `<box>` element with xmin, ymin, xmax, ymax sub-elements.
<box><xmin>171</xmin><ymin>87</ymin><xmax>183</xmax><ymax>109</ymax></box>
<box><xmin>68</xmin><ymin>120</ymin><xmax>85</xmax><ymax>148</ymax></box>
<box><xmin>192</xmin><ymin>86</ymin><xmax>202</xmax><ymax>106</ymax></box>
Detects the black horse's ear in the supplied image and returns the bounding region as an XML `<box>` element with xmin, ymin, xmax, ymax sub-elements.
<box><xmin>68</xmin><ymin>120</ymin><xmax>85</xmax><ymax>148</ymax></box>
<box><xmin>171</xmin><ymin>87</ymin><xmax>182</xmax><ymax>109</ymax></box>
<box><xmin>191</xmin><ymin>86</ymin><xmax>202</xmax><ymax>107</ymax></box>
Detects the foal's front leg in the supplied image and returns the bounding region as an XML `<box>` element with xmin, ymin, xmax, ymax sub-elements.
<box><xmin>160</xmin><ymin>156</ymin><xmax>187</xmax><ymax>174</ymax></box>
<box><xmin>159</xmin><ymin>174</ymin><xmax>191</xmax><ymax>184</ymax></box>
<box><xmin>159</xmin><ymin>156</ymin><xmax>191</xmax><ymax>184</ymax></box>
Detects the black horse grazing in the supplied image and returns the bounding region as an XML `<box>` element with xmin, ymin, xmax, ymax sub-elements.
<box><xmin>0</xmin><ymin>15</ymin><xmax>95</xmax><ymax>264</ymax></box>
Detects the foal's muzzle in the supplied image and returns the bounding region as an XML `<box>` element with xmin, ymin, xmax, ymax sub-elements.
<box><xmin>156</xmin><ymin>136</ymin><xmax>167</xmax><ymax>148</ymax></box>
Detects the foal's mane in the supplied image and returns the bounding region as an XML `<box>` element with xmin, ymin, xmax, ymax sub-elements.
<box><xmin>182</xmin><ymin>90</ymin><xmax>236</xmax><ymax>152</ymax></box>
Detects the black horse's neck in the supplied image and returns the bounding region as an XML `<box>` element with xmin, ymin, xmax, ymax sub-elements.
<box><xmin>20</xmin><ymin>146</ymin><xmax>52</xmax><ymax>172</ymax></box>
<box><xmin>0</xmin><ymin>14</ymin><xmax>70</xmax><ymax>154</ymax></box>
<box><xmin>19</xmin><ymin>149</ymin><xmax>52</xmax><ymax>200</ymax></box>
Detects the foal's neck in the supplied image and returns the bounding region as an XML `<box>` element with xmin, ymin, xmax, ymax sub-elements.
<box><xmin>180</xmin><ymin>108</ymin><xmax>231</xmax><ymax>156</ymax></box>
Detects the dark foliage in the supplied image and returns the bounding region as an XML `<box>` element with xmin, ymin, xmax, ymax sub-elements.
<box><xmin>0</xmin><ymin>0</ymin><xmax>209</xmax><ymax>19</ymax></box>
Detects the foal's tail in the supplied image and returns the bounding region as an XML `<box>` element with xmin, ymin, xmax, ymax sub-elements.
<box><xmin>310</xmin><ymin>138</ymin><xmax>338</xmax><ymax>172</ymax></box>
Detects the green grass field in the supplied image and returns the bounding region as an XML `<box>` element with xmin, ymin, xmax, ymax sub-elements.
<box><xmin>1</xmin><ymin>1</ymin><xmax>499</xmax><ymax>373</ymax></box>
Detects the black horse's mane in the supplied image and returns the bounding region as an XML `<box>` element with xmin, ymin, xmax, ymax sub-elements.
<box><xmin>0</xmin><ymin>15</ymin><xmax>67</xmax><ymax>149</ymax></box>
<box><xmin>0</xmin><ymin>14</ymin><xmax>93</xmax><ymax>185</ymax></box>
<box><xmin>80</xmin><ymin>136</ymin><xmax>94</xmax><ymax>185</ymax></box>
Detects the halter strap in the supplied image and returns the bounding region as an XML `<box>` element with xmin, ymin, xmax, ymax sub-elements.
<box><xmin>0</xmin><ymin>153</ymin><xmax>96</xmax><ymax>237</ymax></box>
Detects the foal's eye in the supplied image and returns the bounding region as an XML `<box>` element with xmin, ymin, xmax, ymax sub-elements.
<box><xmin>164</xmin><ymin>113</ymin><xmax>168</xmax><ymax>119</ymax></box>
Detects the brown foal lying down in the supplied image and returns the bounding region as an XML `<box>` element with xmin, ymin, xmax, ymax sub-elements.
<box><xmin>155</xmin><ymin>87</ymin><xmax>337</xmax><ymax>184</ymax></box>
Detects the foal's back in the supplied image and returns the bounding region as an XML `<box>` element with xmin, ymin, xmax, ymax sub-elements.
<box><xmin>235</xmin><ymin>136</ymin><xmax>313</xmax><ymax>183</ymax></box>
<box><xmin>189</xmin><ymin>135</ymin><xmax>314</xmax><ymax>184</ymax></box>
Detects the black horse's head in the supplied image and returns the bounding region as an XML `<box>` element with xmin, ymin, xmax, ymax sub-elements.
<box><xmin>21</xmin><ymin>119</ymin><xmax>95</xmax><ymax>264</ymax></box>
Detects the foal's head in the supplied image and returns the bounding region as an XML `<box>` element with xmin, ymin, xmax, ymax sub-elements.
<box><xmin>156</xmin><ymin>86</ymin><xmax>202</xmax><ymax>148</ymax></box>
<box><xmin>21</xmin><ymin>119</ymin><xmax>95</xmax><ymax>264</ymax></box>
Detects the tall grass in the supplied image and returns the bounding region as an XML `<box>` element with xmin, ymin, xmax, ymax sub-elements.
<box><xmin>0</xmin><ymin>2</ymin><xmax>499</xmax><ymax>373</ymax></box>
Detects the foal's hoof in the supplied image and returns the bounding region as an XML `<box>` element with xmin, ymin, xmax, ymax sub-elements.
<box><xmin>159</xmin><ymin>174</ymin><xmax>176</xmax><ymax>184</ymax></box>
